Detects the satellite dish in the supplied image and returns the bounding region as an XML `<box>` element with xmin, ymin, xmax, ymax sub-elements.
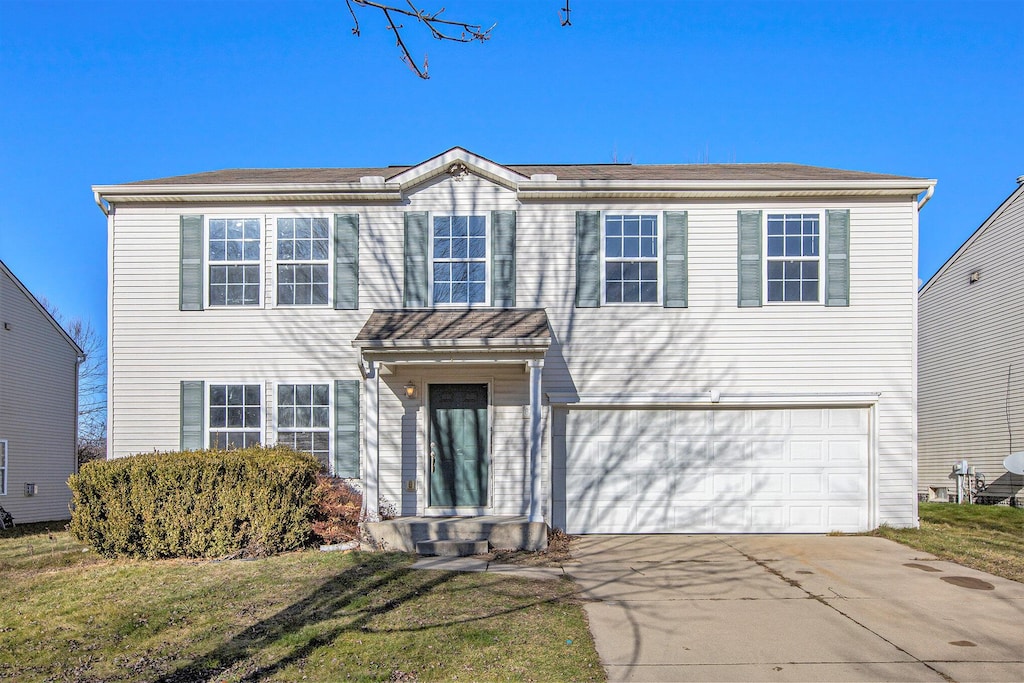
<box><xmin>1004</xmin><ymin>451</ymin><xmax>1024</xmax><ymax>475</ymax></box>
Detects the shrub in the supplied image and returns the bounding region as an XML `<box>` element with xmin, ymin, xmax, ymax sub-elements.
<box><xmin>311</xmin><ymin>476</ymin><xmax>363</xmax><ymax>544</ymax></box>
<box><xmin>68</xmin><ymin>446</ymin><xmax>321</xmax><ymax>559</ymax></box>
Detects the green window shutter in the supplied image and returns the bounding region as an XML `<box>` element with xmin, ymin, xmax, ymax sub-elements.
<box><xmin>737</xmin><ymin>210</ymin><xmax>763</xmax><ymax>308</ymax></box>
<box><xmin>491</xmin><ymin>210</ymin><xmax>517</xmax><ymax>307</ymax></box>
<box><xmin>180</xmin><ymin>380</ymin><xmax>205</xmax><ymax>451</ymax></box>
<box><xmin>404</xmin><ymin>212</ymin><xmax>429</xmax><ymax>308</ymax></box>
<box><xmin>334</xmin><ymin>214</ymin><xmax>359</xmax><ymax>310</ymax></box>
<box><xmin>334</xmin><ymin>380</ymin><xmax>360</xmax><ymax>478</ymax></box>
<box><xmin>576</xmin><ymin>211</ymin><xmax>601</xmax><ymax>308</ymax></box>
<box><xmin>180</xmin><ymin>215</ymin><xmax>204</xmax><ymax>311</ymax></box>
<box><xmin>825</xmin><ymin>210</ymin><xmax>851</xmax><ymax>307</ymax></box>
<box><xmin>663</xmin><ymin>211</ymin><xmax>689</xmax><ymax>308</ymax></box>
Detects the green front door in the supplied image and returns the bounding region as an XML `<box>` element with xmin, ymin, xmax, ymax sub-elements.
<box><xmin>429</xmin><ymin>384</ymin><xmax>488</xmax><ymax>508</ymax></box>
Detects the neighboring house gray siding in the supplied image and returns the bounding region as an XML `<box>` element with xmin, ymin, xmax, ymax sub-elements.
<box><xmin>0</xmin><ymin>261</ymin><xmax>81</xmax><ymax>523</ymax></box>
<box><xmin>96</xmin><ymin>147</ymin><xmax>933</xmax><ymax>533</ymax></box>
<box><xmin>919</xmin><ymin>179</ymin><xmax>1024</xmax><ymax>504</ymax></box>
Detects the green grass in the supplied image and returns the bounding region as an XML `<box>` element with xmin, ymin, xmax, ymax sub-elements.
<box><xmin>0</xmin><ymin>524</ymin><xmax>604</xmax><ymax>682</ymax></box>
<box><xmin>873</xmin><ymin>502</ymin><xmax>1024</xmax><ymax>583</ymax></box>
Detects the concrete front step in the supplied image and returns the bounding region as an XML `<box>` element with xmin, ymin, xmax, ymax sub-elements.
<box><xmin>364</xmin><ymin>515</ymin><xmax>548</xmax><ymax>553</ymax></box>
<box><xmin>416</xmin><ymin>538</ymin><xmax>489</xmax><ymax>557</ymax></box>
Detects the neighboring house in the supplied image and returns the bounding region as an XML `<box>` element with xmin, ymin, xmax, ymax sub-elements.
<box><xmin>919</xmin><ymin>177</ymin><xmax>1024</xmax><ymax>505</ymax></box>
<box><xmin>94</xmin><ymin>147</ymin><xmax>934</xmax><ymax>536</ymax></box>
<box><xmin>0</xmin><ymin>260</ymin><xmax>83</xmax><ymax>523</ymax></box>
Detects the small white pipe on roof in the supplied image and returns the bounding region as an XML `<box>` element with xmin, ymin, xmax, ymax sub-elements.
<box><xmin>917</xmin><ymin>185</ymin><xmax>935</xmax><ymax>211</ymax></box>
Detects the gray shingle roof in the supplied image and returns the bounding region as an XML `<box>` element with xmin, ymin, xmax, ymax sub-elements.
<box><xmin>355</xmin><ymin>309</ymin><xmax>550</xmax><ymax>344</ymax></box>
<box><xmin>123</xmin><ymin>162</ymin><xmax>920</xmax><ymax>186</ymax></box>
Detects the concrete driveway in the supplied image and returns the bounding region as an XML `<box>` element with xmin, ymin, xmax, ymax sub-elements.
<box><xmin>565</xmin><ymin>535</ymin><xmax>1024</xmax><ymax>682</ymax></box>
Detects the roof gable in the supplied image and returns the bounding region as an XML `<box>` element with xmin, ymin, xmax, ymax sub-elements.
<box><xmin>920</xmin><ymin>180</ymin><xmax>1024</xmax><ymax>296</ymax></box>
<box><xmin>386</xmin><ymin>147</ymin><xmax>529</xmax><ymax>192</ymax></box>
<box><xmin>0</xmin><ymin>259</ymin><xmax>84</xmax><ymax>355</ymax></box>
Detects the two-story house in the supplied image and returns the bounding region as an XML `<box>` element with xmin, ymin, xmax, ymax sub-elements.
<box><xmin>1</xmin><ymin>259</ymin><xmax>83</xmax><ymax>523</ymax></box>
<box><xmin>94</xmin><ymin>147</ymin><xmax>934</xmax><ymax>544</ymax></box>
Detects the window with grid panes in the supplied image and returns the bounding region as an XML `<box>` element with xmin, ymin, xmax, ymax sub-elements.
<box><xmin>766</xmin><ymin>214</ymin><xmax>820</xmax><ymax>302</ymax></box>
<box><xmin>209</xmin><ymin>219</ymin><xmax>261</xmax><ymax>306</ymax></box>
<box><xmin>276</xmin><ymin>384</ymin><xmax>331</xmax><ymax>469</ymax></box>
<box><xmin>432</xmin><ymin>215</ymin><xmax>487</xmax><ymax>304</ymax></box>
<box><xmin>209</xmin><ymin>384</ymin><xmax>261</xmax><ymax>449</ymax></box>
<box><xmin>604</xmin><ymin>214</ymin><xmax>659</xmax><ymax>303</ymax></box>
<box><xmin>277</xmin><ymin>218</ymin><xmax>330</xmax><ymax>305</ymax></box>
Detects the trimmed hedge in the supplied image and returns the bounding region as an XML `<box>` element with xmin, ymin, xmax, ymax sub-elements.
<box><xmin>68</xmin><ymin>446</ymin><xmax>321</xmax><ymax>559</ymax></box>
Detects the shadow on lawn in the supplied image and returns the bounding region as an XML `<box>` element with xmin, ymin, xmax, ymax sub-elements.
<box><xmin>156</xmin><ymin>554</ymin><xmax>569</xmax><ymax>682</ymax></box>
<box><xmin>156</xmin><ymin>555</ymin><xmax>446</xmax><ymax>682</ymax></box>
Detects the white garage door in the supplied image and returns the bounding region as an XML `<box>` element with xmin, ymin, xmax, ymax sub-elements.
<box><xmin>563</xmin><ymin>407</ymin><xmax>870</xmax><ymax>534</ymax></box>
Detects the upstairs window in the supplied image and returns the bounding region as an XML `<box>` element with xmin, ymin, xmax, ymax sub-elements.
<box><xmin>277</xmin><ymin>218</ymin><xmax>330</xmax><ymax>306</ymax></box>
<box><xmin>209</xmin><ymin>384</ymin><xmax>261</xmax><ymax>449</ymax></box>
<box><xmin>604</xmin><ymin>214</ymin><xmax>659</xmax><ymax>303</ymax></box>
<box><xmin>209</xmin><ymin>219</ymin><xmax>261</xmax><ymax>306</ymax></box>
<box><xmin>276</xmin><ymin>383</ymin><xmax>331</xmax><ymax>468</ymax></box>
<box><xmin>432</xmin><ymin>215</ymin><xmax>487</xmax><ymax>305</ymax></box>
<box><xmin>766</xmin><ymin>213</ymin><xmax>820</xmax><ymax>302</ymax></box>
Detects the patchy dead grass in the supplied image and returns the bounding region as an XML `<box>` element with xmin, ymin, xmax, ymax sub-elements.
<box><xmin>0</xmin><ymin>525</ymin><xmax>604</xmax><ymax>682</ymax></box>
<box><xmin>483</xmin><ymin>528</ymin><xmax>577</xmax><ymax>568</ymax></box>
<box><xmin>873</xmin><ymin>502</ymin><xmax>1024</xmax><ymax>583</ymax></box>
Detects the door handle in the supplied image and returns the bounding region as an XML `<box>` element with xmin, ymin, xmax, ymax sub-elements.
<box><xmin>430</xmin><ymin>442</ymin><xmax>437</xmax><ymax>472</ymax></box>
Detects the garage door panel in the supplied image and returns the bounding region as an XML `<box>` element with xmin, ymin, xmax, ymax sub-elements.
<box><xmin>565</xmin><ymin>407</ymin><xmax>870</xmax><ymax>534</ymax></box>
<box><xmin>712</xmin><ymin>439</ymin><xmax>751</xmax><ymax>465</ymax></box>
<box><xmin>752</xmin><ymin>440</ymin><xmax>786</xmax><ymax>463</ymax></box>
<box><xmin>829</xmin><ymin>440</ymin><xmax>864</xmax><ymax>461</ymax></box>
<box><xmin>791</xmin><ymin>409</ymin><xmax>825</xmax><ymax>429</ymax></box>
<box><xmin>790</xmin><ymin>473</ymin><xmax>825</xmax><ymax>494</ymax></box>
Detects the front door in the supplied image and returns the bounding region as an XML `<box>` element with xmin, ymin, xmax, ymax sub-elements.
<box><xmin>429</xmin><ymin>384</ymin><xmax>489</xmax><ymax>508</ymax></box>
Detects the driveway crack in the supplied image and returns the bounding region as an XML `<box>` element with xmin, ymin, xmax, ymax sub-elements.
<box><xmin>720</xmin><ymin>539</ymin><xmax>958</xmax><ymax>683</ymax></box>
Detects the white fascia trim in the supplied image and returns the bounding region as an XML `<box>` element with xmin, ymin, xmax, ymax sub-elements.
<box><xmin>517</xmin><ymin>179</ymin><xmax>936</xmax><ymax>201</ymax></box>
<box><xmin>546</xmin><ymin>392</ymin><xmax>881</xmax><ymax>408</ymax></box>
<box><xmin>388</xmin><ymin>147</ymin><xmax>529</xmax><ymax>191</ymax></box>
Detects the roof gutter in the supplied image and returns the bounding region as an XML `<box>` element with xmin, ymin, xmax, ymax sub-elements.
<box><xmin>916</xmin><ymin>184</ymin><xmax>935</xmax><ymax>211</ymax></box>
<box><xmin>93</xmin><ymin>190</ymin><xmax>110</xmax><ymax>217</ymax></box>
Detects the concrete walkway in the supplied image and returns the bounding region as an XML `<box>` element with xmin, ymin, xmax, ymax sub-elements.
<box><xmin>565</xmin><ymin>535</ymin><xmax>1024</xmax><ymax>682</ymax></box>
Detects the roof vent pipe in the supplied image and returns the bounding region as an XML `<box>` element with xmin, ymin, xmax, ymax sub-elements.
<box><xmin>1016</xmin><ymin>175</ymin><xmax>1024</xmax><ymax>185</ymax></box>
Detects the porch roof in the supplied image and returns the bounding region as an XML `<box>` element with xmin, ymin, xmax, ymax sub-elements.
<box><xmin>352</xmin><ymin>309</ymin><xmax>551</xmax><ymax>355</ymax></box>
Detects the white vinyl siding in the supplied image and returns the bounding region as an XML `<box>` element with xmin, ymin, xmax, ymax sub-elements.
<box><xmin>0</xmin><ymin>265</ymin><xmax>79</xmax><ymax>522</ymax></box>
<box><xmin>919</xmin><ymin>184</ymin><xmax>1024</xmax><ymax>503</ymax></box>
<box><xmin>106</xmin><ymin>170</ymin><xmax>919</xmax><ymax>528</ymax></box>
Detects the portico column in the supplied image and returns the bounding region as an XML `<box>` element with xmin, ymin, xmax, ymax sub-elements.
<box><xmin>362</xmin><ymin>360</ymin><xmax>381</xmax><ymax>523</ymax></box>
<box><xmin>528</xmin><ymin>358</ymin><xmax>545</xmax><ymax>523</ymax></box>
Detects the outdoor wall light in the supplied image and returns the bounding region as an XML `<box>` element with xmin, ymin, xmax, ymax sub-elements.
<box><xmin>404</xmin><ymin>382</ymin><xmax>417</xmax><ymax>399</ymax></box>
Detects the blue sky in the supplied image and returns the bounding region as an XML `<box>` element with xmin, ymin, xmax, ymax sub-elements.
<box><xmin>1</xmin><ymin>0</ymin><xmax>1021</xmax><ymax>337</ymax></box>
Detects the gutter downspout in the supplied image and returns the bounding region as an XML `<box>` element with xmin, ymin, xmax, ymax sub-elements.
<box><xmin>75</xmin><ymin>352</ymin><xmax>85</xmax><ymax>474</ymax></box>
<box><xmin>917</xmin><ymin>185</ymin><xmax>935</xmax><ymax>211</ymax></box>
<box><xmin>93</xmin><ymin>191</ymin><xmax>109</xmax><ymax>217</ymax></box>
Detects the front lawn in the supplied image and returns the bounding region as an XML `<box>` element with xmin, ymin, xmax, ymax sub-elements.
<box><xmin>873</xmin><ymin>502</ymin><xmax>1024</xmax><ymax>583</ymax></box>
<box><xmin>0</xmin><ymin>524</ymin><xmax>603</xmax><ymax>682</ymax></box>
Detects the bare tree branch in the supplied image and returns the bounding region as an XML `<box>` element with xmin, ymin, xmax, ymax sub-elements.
<box><xmin>345</xmin><ymin>0</ymin><xmax>495</xmax><ymax>79</ymax></box>
<box><xmin>40</xmin><ymin>298</ymin><xmax>107</xmax><ymax>463</ymax></box>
